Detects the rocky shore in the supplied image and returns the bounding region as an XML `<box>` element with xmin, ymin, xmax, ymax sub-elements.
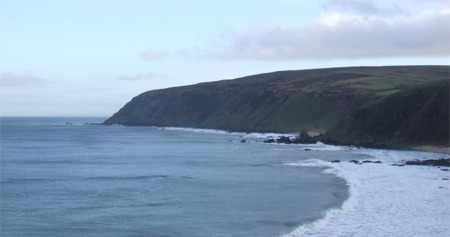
<box><xmin>327</xmin><ymin>158</ymin><xmax>449</xmax><ymax>171</ymax></box>
<box><xmin>263</xmin><ymin>131</ymin><xmax>327</xmax><ymax>144</ymax></box>
<box><xmin>261</xmin><ymin>131</ymin><xmax>450</xmax><ymax>156</ymax></box>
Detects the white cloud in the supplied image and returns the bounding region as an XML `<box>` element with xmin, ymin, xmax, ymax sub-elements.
<box><xmin>0</xmin><ymin>72</ymin><xmax>50</xmax><ymax>87</ymax></box>
<box><xmin>202</xmin><ymin>7</ymin><xmax>450</xmax><ymax>61</ymax></box>
<box><xmin>140</xmin><ymin>49</ymin><xmax>169</xmax><ymax>61</ymax></box>
<box><xmin>117</xmin><ymin>73</ymin><xmax>167</xmax><ymax>81</ymax></box>
<box><xmin>322</xmin><ymin>0</ymin><xmax>405</xmax><ymax>16</ymax></box>
<box><xmin>409</xmin><ymin>0</ymin><xmax>450</xmax><ymax>6</ymax></box>
<box><xmin>140</xmin><ymin>49</ymin><xmax>192</xmax><ymax>61</ymax></box>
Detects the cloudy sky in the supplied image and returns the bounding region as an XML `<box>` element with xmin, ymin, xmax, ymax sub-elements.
<box><xmin>1</xmin><ymin>0</ymin><xmax>449</xmax><ymax>116</ymax></box>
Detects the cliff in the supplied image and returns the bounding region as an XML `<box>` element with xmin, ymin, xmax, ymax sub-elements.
<box><xmin>326</xmin><ymin>79</ymin><xmax>449</xmax><ymax>148</ymax></box>
<box><xmin>104</xmin><ymin>66</ymin><xmax>449</xmax><ymax>146</ymax></box>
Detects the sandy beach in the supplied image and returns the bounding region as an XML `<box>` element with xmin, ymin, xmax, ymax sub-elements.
<box><xmin>415</xmin><ymin>146</ymin><xmax>450</xmax><ymax>155</ymax></box>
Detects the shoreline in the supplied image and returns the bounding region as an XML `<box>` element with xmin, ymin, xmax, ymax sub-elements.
<box><xmin>414</xmin><ymin>145</ymin><xmax>450</xmax><ymax>155</ymax></box>
<box><xmin>101</xmin><ymin>123</ymin><xmax>450</xmax><ymax>155</ymax></box>
<box><xmin>283</xmin><ymin>149</ymin><xmax>450</xmax><ymax>237</ymax></box>
<box><xmin>158</xmin><ymin>126</ymin><xmax>450</xmax><ymax>236</ymax></box>
<box><xmin>104</xmin><ymin>124</ymin><xmax>450</xmax><ymax>236</ymax></box>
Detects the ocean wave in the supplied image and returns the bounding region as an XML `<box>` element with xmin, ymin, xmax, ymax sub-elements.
<box><xmin>281</xmin><ymin>150</ymin><xmax>450</xmax><ymax>237</ymax></box>
<box><xmin>160</xmin><ymin>126</ymin><xmax>231</xmax><ymax>135</ymax></box>
<box><xmin>85</xmin><ymin>175</ymin><xmax>172</xmax><ymax>181</ymax></box>
<box><xmin>159</xmin><ymin>126</ymin><xmax>297</xmax><ymax>139</ymax></box>
<box><xmin>281</xmin><ymin>159</ymin><xmax>359</xmax><ymax>237</ymax></box>
<box><xmin>267</xmin><ymin>142</ymin><xmax>346</xmax><ymax>151</ymax></box>
<box><xmin>351</xmin><ymin>148</ymin><xmax>449</xmax><ymax>163</ymax></box>
<box><xmin>1</xmin><ymin>178</ymin><xmax>67</xmax><ymax>184</ymax></box>
<box><xmin>85</xmin><ymin>175</ymin><xmax>196</xmax><ymax>181</ymax></box>
<box><xmin>301</xmin><ymin>142</ymin><xmax>346</xmax><ymax>151</ymax></box>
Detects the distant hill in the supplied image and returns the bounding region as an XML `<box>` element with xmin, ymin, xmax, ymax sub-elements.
<box><xmin>326</xmin><ymin>79</ymin><xmax>449</xmax><ymax>148</ymax></box>
<box><xmin>104</xmin><ymin>65</ymin><xmax>449</xmax><ymax>147</ymax></box>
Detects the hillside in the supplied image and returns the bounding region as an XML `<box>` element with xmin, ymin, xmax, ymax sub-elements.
<box><xmin>104</xmin><ymin>66</ymin><xmax>449</xmax><ymax>136</ymax></box>
<box><xmin>326</xmin><ymin>79</ymin><xmax>449</xmax><ymax>148</ymax></box>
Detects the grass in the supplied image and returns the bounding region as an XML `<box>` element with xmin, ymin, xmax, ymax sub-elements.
<box><xmin>376</xmin><ymin>89</ymin><xmax>402</xmax><ymax>97</ymax></box>
<box><xmin>332</xmin><ymin>72</ymin><xmax>445</xmax><ymax>98</ymax></box>
<box><xmin>350</xmin><ymin>80</ymin><xmax>396</xmax><ymax>91</ymax></box>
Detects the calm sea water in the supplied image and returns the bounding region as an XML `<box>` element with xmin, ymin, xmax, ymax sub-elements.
<box><xmin>1</xmin><ymin>117</ymin><xmax>359</xmax><ymax>237</ymax></box>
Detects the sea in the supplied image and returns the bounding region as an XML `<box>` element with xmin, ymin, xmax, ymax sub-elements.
<box><xmin>1</xmin><ymin>117</ymin><xmax>449</xmax><ymax>237</ymax></box>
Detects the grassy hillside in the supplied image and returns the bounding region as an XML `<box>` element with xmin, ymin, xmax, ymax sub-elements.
<box><xmin>326</xmin><ymin>79</ymin><xmax>449</xmax><ymax>148</ymax></box>
<box><xmin>104</xmin><ymin>66</ymin><xmax>449</xmax><ymax>135</ymax></box>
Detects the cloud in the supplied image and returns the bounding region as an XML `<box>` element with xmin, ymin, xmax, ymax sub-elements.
<box><xmin>140</xmin><ymin>49</ymin><xmax>169</xmax><ymax>61</ymax></box>
<box><xmin>409</xmin><ymin>0</ymin><xmax>450</xmax><ymax>6</ymax></box>
<box><xmin>0</xmin><ymin>72</ymin><xmax>50</xmax><ymax>87</ymax></box>
<box><xmin>117</xmin><ymin>73</ymin><xmax>167</xmax><ymax>81</ymax></box>
<box><xmin>202</xmin><ymin>8</ymin><xmax>450</xmax><ymax>61</ymax></box>
<box><xmin>140</xmin><ymin>49</ymin><xmax>192</xmax><ymax>61</ymax></box>
<box><xmin>322</xmin><ymin>0</ymin><xmax>405</xmax><ymax>16</ymax></box>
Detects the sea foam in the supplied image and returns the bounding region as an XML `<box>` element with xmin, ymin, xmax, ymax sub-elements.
<box><xmin>160</xmin><ymin>126</ymin><xmax>297</xmax><ymax>139</ymax></box>
<box><xmin>282</xmin><ymin>149</ymin><xmax>450</xmax><ymax>237</ymax></box>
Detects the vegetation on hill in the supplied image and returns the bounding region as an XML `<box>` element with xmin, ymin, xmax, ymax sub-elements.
<box><xmin>104</xmin><ymin>66</ymin><xmax>449</xmax><ymax>147</ymax></box>
<box><xmin>326</xmin><ymin>79</ymin><xmax>449</xmax><ymax>148</ymax></box>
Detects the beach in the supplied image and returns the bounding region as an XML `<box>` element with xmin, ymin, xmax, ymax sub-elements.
<box><xmin>283</xmin><ymin>149</ymin><xmax>450</xmax><ymax>237</ymax></box>
<box><xmin>415</xmin><ymin>146</ymin><xmax>450</xmax><ymax>155</ymax></box>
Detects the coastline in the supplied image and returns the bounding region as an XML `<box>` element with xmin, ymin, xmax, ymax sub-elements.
<box><xmin>414</xmin><ymin>145</ymin><xmax>450</xmax><ymax>155</ymax></box>
<box><xmin>4</xmin><ymin>118</ymin><xmax>448</xmax><ymax>236</ymax></box>
<box><xmin>157</xmin><ymin>126</ymin><xmax>450</xmax><ymax>236</ymax></box>
<box><xmin>113</xmin><ymin>124</ymin><xmax>450</xmax><ymax>155</ymax></box>
<box><xmin>283</xmin><ymin>149</ymin><xmax>450</xmax><ymax>237</ymax></box>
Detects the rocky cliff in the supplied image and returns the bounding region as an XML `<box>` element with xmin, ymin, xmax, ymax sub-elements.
<box><xmin>326</xmin><ymin>79</ymin><xmax>449</xmax><ymax>148</ymax></box>
<box><xmin>104</xmin><ymin>66</ymin><xmax>449</xmax><ymax>145</ymax></box>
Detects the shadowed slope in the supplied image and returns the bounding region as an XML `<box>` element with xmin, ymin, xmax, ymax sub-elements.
<box><xmin>326</xmin><ymin>79</ymin><xmax>449</xmax><ymax>148</ymax></box>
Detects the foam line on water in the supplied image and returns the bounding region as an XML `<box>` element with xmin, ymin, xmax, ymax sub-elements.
<box><xmin>282</xmin><ymin>150</ymin><xmax>450</xmax><ymax>237</ymax></box>
<box><xmin>160</xmin><ymin>126</ymin><xmax>297</xmax><ymax>138</ymax></box>
<box><xmin>281</xmin><ymin>159</ymin><xmax>359</xmax><ymax>237</ymax></box>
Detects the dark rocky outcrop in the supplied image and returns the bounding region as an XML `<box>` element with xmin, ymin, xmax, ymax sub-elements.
<box><xmin>263</xmin><ymin>131</ymin><xmax>326</xmax><ymax>144</ymax></box>
<box><xmin>263</xmin><ymin>139</ymin><xmax>276</xmax><ymax>143</ymax></box>
<box><xmin>276</xmin><ymin>136</ymin><xmax>293</xmax><ymax>144</ymax></box>
<box><xmin>404</xmin><ymin>158</ymin><xmax>450</xmax><ymax>167</ymax></box>
<box><xmin>332</xmin><ymin>160</ymin><xmax>383</xmax><ymax>164</ymax></box>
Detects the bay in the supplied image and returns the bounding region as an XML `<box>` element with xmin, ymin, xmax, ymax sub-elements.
<box><xmin>0</xmin><ymin>117</ymin><xmax>352</xmax><ymax>237</ymax></box>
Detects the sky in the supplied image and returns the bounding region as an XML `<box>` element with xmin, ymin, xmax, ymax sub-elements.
<box><xmin>0</xmin><ymin>0</ymin><xmax>449</xmax><ymax>117</ymax></box>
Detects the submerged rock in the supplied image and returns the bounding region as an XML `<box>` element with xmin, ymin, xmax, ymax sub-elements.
<box><xmin>404</xmin><ymin>158</ymin><xmax>450</xmax><ymax>167</ymax></box>
<box><xmin>263</xmin><ymin>139</ymin><xmax>276</xmax><ymax>143</ymax></box>
<box><xmin>276</xmin><ymin>136</ymin><xmax>292</xmax><ymax>144</ymax></box>
<box><xmin>392</xmin><ymin>164</ymin><xmax>405</xmax><ymax>167</ymax></box>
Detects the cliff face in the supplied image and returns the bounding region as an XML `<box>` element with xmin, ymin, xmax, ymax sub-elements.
<box><xmin>326</xmin><ymin>79</ymin><xmax>450</xmax><ymax>147</ymax></box>
<box><xmin>103</xmin><ymin>83</ymin><xmax>360</xmax><ymax>132</ymax></box>
<box><xmin>104</xmin><ymin>66</ymin><xmax>449</xmax><ymax>138</ymax></box>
